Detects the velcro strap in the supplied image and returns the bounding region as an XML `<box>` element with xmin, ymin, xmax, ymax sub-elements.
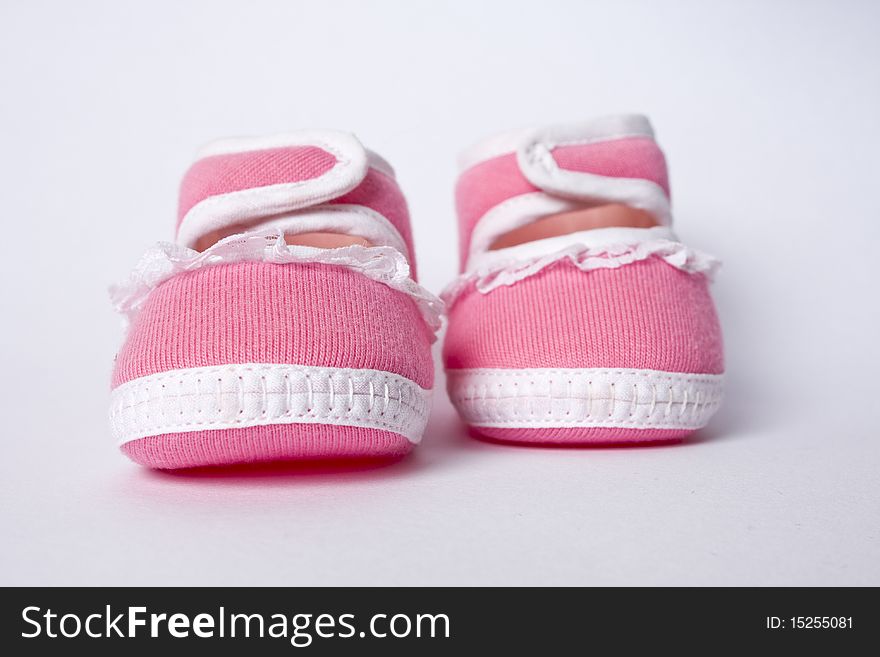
<box><xmin>176</xmin><ymin>130</ymin><xmax>372</xmax><ymax>248</ymax></box>
<box><xmin>516</xmin><ymin>116</ymin><xmax>672</xmax><ymax>225</ymax></box>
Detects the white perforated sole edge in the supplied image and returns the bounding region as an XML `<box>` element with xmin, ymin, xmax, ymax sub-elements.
<box><xmin>109</xmin><ymin>363</ymin><xmax>432</xmax><ymax>445</ymax></box>
<box><xmin>446</xmin><ymin>367</ymin><xmax>723</xmax><ymax>431</ymax></box>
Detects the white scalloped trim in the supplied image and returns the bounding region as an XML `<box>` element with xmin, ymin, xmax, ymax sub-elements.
<box><xmin>111</xmin><ymin>229</ymin><xmax>444</xmax><ymax>335</ymax></box>
<box><xmin>443</xmin><ymin>231</ymin><xmax>720</xmax><ymax>305</ymax></box>
<box><xmin>447</xmin><ymin>367</ymin><xmax>723</xmax><ymax>430</ymax></box>
<box><xmin>110</xmin><ymin>363</ymin><xmax>432</xmax><ymax>445</ymax></box>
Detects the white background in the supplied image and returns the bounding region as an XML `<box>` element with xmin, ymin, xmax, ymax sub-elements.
<box><xmin>1</xmin><ymin>0</ymin><xmax>878</xmax><ymax>585</ymax></box>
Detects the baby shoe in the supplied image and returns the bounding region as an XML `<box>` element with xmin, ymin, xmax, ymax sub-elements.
<box><xmin>110</xmin><ymin>131</ymin><xmax>442</xmax><ymax>468</ymax></box>
<box><xmin>442</xmin><ymin>115</ymin><xmax>723</xmax><ymax>444</ymax></box>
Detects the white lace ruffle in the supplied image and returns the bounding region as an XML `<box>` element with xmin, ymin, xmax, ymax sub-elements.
<box><xmin>442</xmin><ymin>239</ymin><xmax>720</xmax><ymax>305</ymax></box>
<box><xmin>110</xmin><ymin>230</ymin><xmax>444</xmax><ymax>335</ymax></box>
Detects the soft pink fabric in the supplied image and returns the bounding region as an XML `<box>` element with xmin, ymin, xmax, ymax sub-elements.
<box><xmin>123</xmin><ymin>424</ymin><xmax>412</xmax><ymax>469</ymax></box>
<box><xmin>444</xmin><ymin>258</ymin><xmax>722</xmax><ymax>445</ymax></box>
<box><xmin>331</xmin><ymin>168</ymin><xmax>418</xmax><ymax>277</ymax></box>
<box><xmin>114</xmin><ymin>261</ymin><xmax>434</xmax><ymax>389</ymax></box>
<box><xmin>444</xmin><ymin>258</ymin><xmax>723</xmax><ymax>374</ymax></box>
<box><xmin>552</xmin><ymin>138</ymin><xmax>669</xmax><ymax>196</ymax></box>
<box><xmin>177</xmin><ymin>146</ymin><xmax>337</xmax><ymax>229</ymax></box>
<box><xmin>455</xmin><ymin>137</ymin><xmax>668</xmax><ymax>267</ymax></box>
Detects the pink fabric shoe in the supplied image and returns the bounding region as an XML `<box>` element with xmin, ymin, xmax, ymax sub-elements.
<box><xmin>442</xmin><ymin>115</ymin><xmax>724</xmax><ymax>444</ymax></box>
<box><xmin>110</xmin><ymin>131</ymin><xmax>442</xmax><ymax>468</ymax></box>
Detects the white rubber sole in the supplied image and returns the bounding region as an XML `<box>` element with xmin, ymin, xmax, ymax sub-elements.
<box><xmin>446</xmin><ymin>367</ymin><xmax>723</xmax><ymax>431</ymax></box>
<box><xmin>109</xmin><ymin>363</ymin><xmax>432</xmax><ymax>445</ymax></box>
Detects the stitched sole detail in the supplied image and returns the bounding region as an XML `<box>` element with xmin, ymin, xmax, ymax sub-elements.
<box><xmin>446</xmin><ymin>367</ymin><xmax>723</xmax><ymax>431</ymax></box>
<box><xmin>110</xmin><ymin>363</ymin><xmax>432</xmax><ymax>445</ymax></box>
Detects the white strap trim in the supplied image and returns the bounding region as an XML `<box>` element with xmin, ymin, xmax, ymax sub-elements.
<box><xmin>245</xmin><ymin>203</ymin><xmax>411</xmax><ymax>261</ymax></box>
<box><xmin>447</xmin><ymin>368</ymin><xmax>723</xmax><ymax>430</ymax></box>
<box><xmin>517</xmin><ymin>134</ymin><xmax>672</xmax><ymax>227</ymax></box>
<box><xmin>465</xmin><ymin>194</ymin><xmax>681</xmax><ymax>274</ymax></box>
<box><xmin>110</xmin><ymin>363</ymin><xmax>432</xmax><ymax>445</ymax></box>
<box><xmin>467</xmin><ymin>226</ymin><xmax>676</xmax><ymax>272</ymax></box>
<box><xmin>466</xmin><ymin>192</ymin><xmax>583</xmax><ymax>264</ymax></box>
<box><xmin>177</xmin><ymin>130</ymin><xmax>371</xmax><ymax>248</ymax></box>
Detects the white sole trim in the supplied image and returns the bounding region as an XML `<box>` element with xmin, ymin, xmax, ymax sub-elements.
<box><xmin>110</xmin><ymin>363</ymin><xmax>432</xmax><ymax>445</ymax></box>
<box><xmin>447</xmin><ymin>368</ymin><xmax>723</xmax><ymax>431</ymax></box>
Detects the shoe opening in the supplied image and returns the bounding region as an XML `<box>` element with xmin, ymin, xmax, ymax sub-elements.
<box><xmin>488</xmin><ymin>203</ymin><xmax>659</xmax><ymax>250</ymax></box>
<box><xmin>193</xmin><ymin>218</ymin><xmax>373</xmax><ymax>252</ymax></box>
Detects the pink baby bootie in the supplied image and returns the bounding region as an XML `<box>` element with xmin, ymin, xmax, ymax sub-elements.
<box><xmin>442</xmin><ymin>115</ymin><xmax>724</xmax><ymax>444</ymax></box>
<box><xmin>110</xmin><ymin>131</ymin><xmax>442</xmax><ymax>468</ymax></box>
